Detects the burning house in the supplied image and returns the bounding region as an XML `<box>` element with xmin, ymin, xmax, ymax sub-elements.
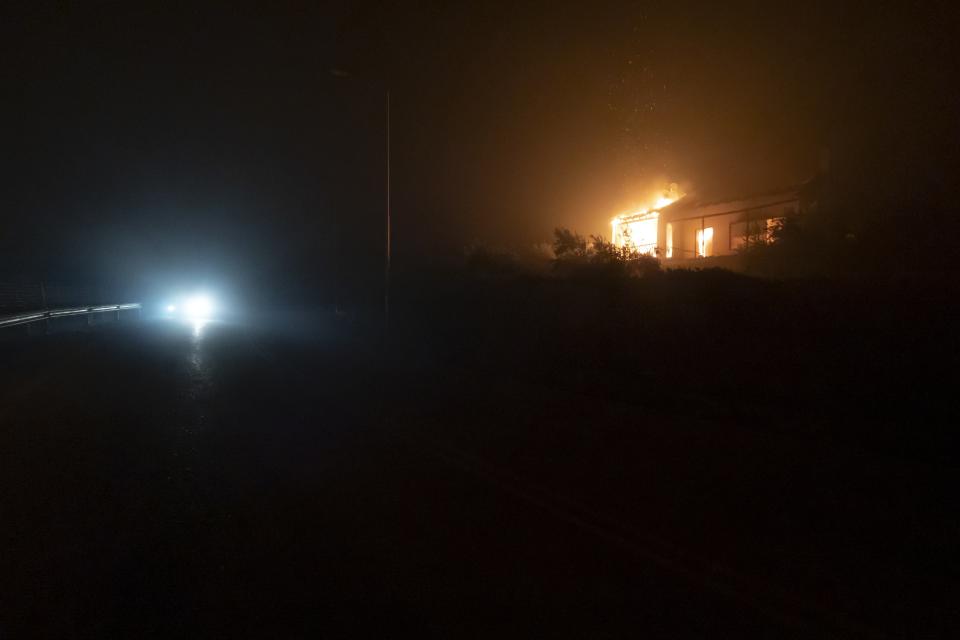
<box><xmin>612</xmin><ymin>183</ymin><xmax>814</xmax><ymax>268</ymax></box>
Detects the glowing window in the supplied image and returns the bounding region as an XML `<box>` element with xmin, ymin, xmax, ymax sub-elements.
<box><xmin>625</xmin><ymin>215</ymin><xmax>659</xmax><ymax>256</ymax></box>
<box><xmin>665</xmin><ymin>223</ymin><xmax>673</xmax><ymax>258</ymax></box>
<box><xmin>696</xmin><ymin>227</ymin><xmax>714</xmax><ymax>257</ymax></box>
<box><xmin>730</xmin><ymin>218</ymin><xmax>781</xmax><ymax>250</ymax></box>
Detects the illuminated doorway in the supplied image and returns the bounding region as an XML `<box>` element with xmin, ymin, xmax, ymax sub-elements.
<box><xmin>696</xmin><ymin>227</ymin><xmax>714</xmax><ymax>257</ymax></box>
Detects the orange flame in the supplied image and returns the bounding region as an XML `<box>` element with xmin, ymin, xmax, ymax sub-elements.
<box><xmin>610</xmin><ymin>184</ymin><xmax>683</xmax><ymax>254</ymax></box>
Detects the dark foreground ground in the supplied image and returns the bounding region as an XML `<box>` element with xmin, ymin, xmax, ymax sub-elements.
<box><xmin>1</xmin><ymin>274</ymin><xmax>958</xmax><ymax>637</ymax></box>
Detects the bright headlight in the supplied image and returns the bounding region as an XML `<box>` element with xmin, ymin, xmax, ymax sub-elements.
<box><xmin>184</xmin><ymin>295</ymin><xmax>213</xmax><ymax>319</ymax></box>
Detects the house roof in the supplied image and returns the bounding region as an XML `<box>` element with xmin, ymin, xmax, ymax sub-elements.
<box><xmin>659</xmin><ymin>183</ymin><xmax>806</xmax><ymax>223</ymax></box>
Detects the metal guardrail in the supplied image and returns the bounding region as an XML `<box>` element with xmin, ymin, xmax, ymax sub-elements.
<box><xmin>0</xmin><ymin>303</ymin><xmax>141</xmax><ymax>329</ymax></box>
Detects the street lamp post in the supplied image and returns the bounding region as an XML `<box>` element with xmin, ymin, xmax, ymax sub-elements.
<box><xmin>384</xmin><ymin>89</ymin><xmax>390</xmax><ymax>329</ymax></box>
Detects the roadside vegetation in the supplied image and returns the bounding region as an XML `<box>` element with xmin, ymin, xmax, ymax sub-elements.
<box><xmin>386</xmin><ymin>222</ymin><xmax>960</xmax><ymax>465</ymax></box>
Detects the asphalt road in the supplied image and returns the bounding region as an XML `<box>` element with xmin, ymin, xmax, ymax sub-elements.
<box><xmin>1</xmin><ymin>317</ymin><xmax>956</xmax><ymax>637</ymax></box>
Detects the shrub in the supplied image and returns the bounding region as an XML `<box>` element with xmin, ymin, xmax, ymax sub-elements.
<box><xmin>551</xmin><ymin>228</ymin><xmax>661</xmax><ymax>278</ymax></box>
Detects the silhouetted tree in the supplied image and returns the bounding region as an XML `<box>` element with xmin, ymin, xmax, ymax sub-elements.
<box><xmin>551</xmin><ymin>230</ymin><xmax>660</xmax><ymax>278</ymax></box>
<box><xmin>552</xmin><ymin>228</ymin><xmax>588</xmax><ymax>259</ymax></box>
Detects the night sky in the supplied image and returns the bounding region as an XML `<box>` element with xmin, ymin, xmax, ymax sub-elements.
<box><xmin>2</xmin><ymin>2</ymin><xmax>956</xmax><ymax>299</ymax></box>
